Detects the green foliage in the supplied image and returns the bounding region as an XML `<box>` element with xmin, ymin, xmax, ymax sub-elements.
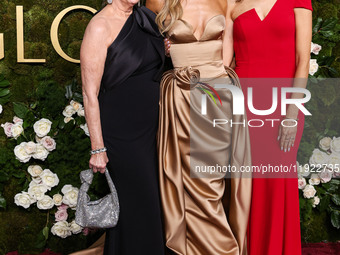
<box><xmin>0</xmin><ymin>0</ymin><xmax>106</xmax><ymax>253</ymax></box>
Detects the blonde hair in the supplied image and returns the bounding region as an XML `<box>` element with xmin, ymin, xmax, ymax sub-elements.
<box><xmin>156</xmin><ymin>0</ymin><xmax>183</xmax><ymax>34</ymax></box>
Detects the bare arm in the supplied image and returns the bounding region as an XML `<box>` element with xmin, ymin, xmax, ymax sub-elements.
<box><xmin>279</xmin><ymin>8</ymin><xmax>312</xmax><ymax>152</ymax></box>
<box><xmin>286</xmin><ymin>8</ymin><xmax>313</xmax><ymax>118</ymax></box>
<box><xmin>80</xmin><ymin>17</ymin><xmax>111</xmax><ymax>173</ymax></box>
<box><xmin>145</xmin><ymin>0</ymin><xmax>165</xmax><ymax>14</ymax></box>
<box><xmin>223</xmin><ymin>0</ymin><xmax>235</xmax><ymax>67</ymax></box>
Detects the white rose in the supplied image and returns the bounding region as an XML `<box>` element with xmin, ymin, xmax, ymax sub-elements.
<box><xmin>64</xmin><ymin>116</ymin><xmax>74</xmax><ymax>124</ymax></box>
<box><xmin>51</xmin><ymin>221</ymin><xmax>72</xmax><ymax>238</ymax></box>
<box><xmin>33</xmin><ymin>118</ymin><xmax>52</xmax><ymax>137</ymax></box>
<box><xmin>24</xmin><ymin>141</ymin><xmax>37</xmax><ymax>155</ymax></box>
<box><xmin>319</xmin><ymin>137</ymin><xmax>332</xmax><ymax>151</ymax></box>
<box><xmin>327</xmin><ymin>153</ymin><xmax>340</xmax><ymax>178</ymax></box>
<box><xmin>330</xmin><ymin>137</ymin><xmax>340</xmax><ymax>154</ymax></box>
<box><xmin>312</xmin><ymin>196</ymin><xmax>320</xmax><ymax>208</ymax></box>
<box><xmin>1</xmin><ymin>122</ymin><xmax>13</xmax><ymax>137</ymax></box>
<box><xmin>319</xmin><ymin>169</ymin><xmax>332</xmax><ymax>183</ymax></box>
<box><xmin>309</xmin><ymin>59</ymin><xmax>319</xmax><ymax>76</ymax></box>
<box><xmin>28</xmin><ymin>165</ymin><xmax>43</xmax><ymax>177</ymax></box>
<box><xmin>77</xmin><ymin>107</ymin><xmax>85</xmax><ymax>117</ymax></box>
<box><xmin>32</xmin><ymin>144</ymin><xmax>49</xmax><ymax>161</ymax></box>
<box><xmin>298</xmin><ymin>177</ymin><xmax>307</xmax><ymax>190</ymax></box>
<box><xmin>70</xmin><ymin>220</ymin><xmax>83</xmax><ymax>234</ymax></box>
<box><xmin>35</xmin><ymin>135</ymin><xmax>42</xmax><ymax>143</ymax></box>
<box><xmin>303</xmin><ymin>184</ymin><xmax>317</xmax><ymax>199</ymax></box>
<box><xmin>309</xmin><ymin>149</ymin><xmax>329</xmax><ymax>165</ymax></box>
<box><xmin>61</xmin><ymin>184</ymin><xmax>73</xmax><ymax>195</ymax></box>
<box><xmin>14</xmin><ymin>142</ymin><xmax>31</xmax><ymax>163</ymax></box>
<box><xmin>311</xmin><ymin>42</ymin><xmax>322</xmax><ymax>55</ymax></box>
<box><xmin>80</xmin><ymin>124</ymin><xmax>90</xmax><ymax>136</ymax></box>
<box><xmin>53</xmin><ymin>194</ymin><xmax>63</xmax><ymax>206</ymax></box>
<box><xmin>63</xmin><ymin>105</ymin><xmax>76</xmax><ymax>117</ymax></box>
<box><xmin>28</xmin><ymin>183</ymin><xmax>48</xmax><ymax>200</ymax></box>
<box><xmin>37</xmin><ymin>195</ymin><xmax>54</xmax><ymax>210</ymax></box>
<box><xmin>32</xmin><ymin>176</ymin><xmax>42</xmax><ymax>184</ymax></box>
<box><xmin>0</xmin><ymin>104</ymin><xmax>2</xmax><ymax>114</ymax></box>
<box><xmin>14</xmin><ymin>192</ymin><xmax>35</xmax><ymax>209</ymax></box>
<box><xmin>40</xmin><ymin>136</ymin><xmax>56</xmax><ymax>152</ymax></box>
<box><xmin>11</xmin><ymin>123</ymin><xmax>24</xmax><ymax>139</ymax></box>
<box><xmin>62</xmin><ymin>187</ymin><xmax>79</xmax><ymax>208</ymax></box>
<box><xmin>13</xmin><ymin>116</ymin><xmax>23</xmax><ymax>125</ymax></box>
<box><xmin>309</xmin><ymin>174</ymin><xmax>321</xmax><ymax>186</ymax></box>
<box><xmin>40</xmin><ymin>169</ymin><xmax>59</xmax><ymax>190</ymax></box>
<box><xmin>297</xmin><ymin>161</ymin><xmax>310</xmax><ymax>178</ymax></box>
<box><xmin>70</xmin><ymin>100</ymin><xmax>82</xmax><ymax>111</ymax></box>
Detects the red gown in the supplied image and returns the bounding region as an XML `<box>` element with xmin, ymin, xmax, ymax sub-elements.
<box><xmin>233</xmin><ymin>0</ymin><xmax>313</xmax><ymax>254</ymax></box>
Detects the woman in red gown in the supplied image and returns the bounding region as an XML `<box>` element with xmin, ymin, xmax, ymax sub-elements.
<box><xmin>224</xmin><ymin>0</ymin><xmax>313</xmax><ymax>254</ymax></box>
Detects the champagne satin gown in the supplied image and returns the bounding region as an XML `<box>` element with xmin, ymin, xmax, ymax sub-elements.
<box><xmin>232</xmin><ymin>0</ymin><xmax>313</xmax><ymax>254</ymax></box>
<box><xmin>158</xmin><ymin>15</ymin><xmax>252</xmax><ymax>255</ymax></box>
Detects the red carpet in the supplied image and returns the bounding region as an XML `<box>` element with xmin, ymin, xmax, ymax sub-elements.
<box><xmin>6</xmin><ymin>249</ymin><xmax>61</xmax><ymax>255</ymax></box>
<box><xmin>6</xmin><ymin>243</ymin><xmax>340</xmax><ymax>255</ymax></box>
<box><xmin>302</xmin><ymin>243</ymin><xmax>340</xmax><ymax>255</ymax></box>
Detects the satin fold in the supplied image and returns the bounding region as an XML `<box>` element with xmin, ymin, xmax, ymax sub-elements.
<box><xmin>158</xmin><ymin>66</ymin><xmax>252</xmax><ymax>255</ymax></box>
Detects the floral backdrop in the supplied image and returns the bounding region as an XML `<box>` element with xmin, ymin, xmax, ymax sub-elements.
<box><xmin>0</xmin><ymin>0</ymin><xmax>339</xmax><ymax>254</ymax></box>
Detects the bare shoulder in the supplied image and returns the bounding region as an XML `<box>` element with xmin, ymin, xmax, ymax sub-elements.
<box><xmin>85</xmin><ymin>10</ymin><xmax>111</xmax><ymax>40</ymax></box>
<box><xmin>145</xmin><ymin>0</ymin><xmax>165</xmax><ymax>14</ymax></box>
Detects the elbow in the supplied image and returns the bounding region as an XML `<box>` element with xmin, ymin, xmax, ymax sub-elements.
<box><xmin>82</xmin><ymin>86</ymin><xmax>99</xmax><ymax>105</ymax></box>
<box><xmin>296</xmin><ymin>55</ymin><xmax>310</xmax><ymax>73</ymax></box>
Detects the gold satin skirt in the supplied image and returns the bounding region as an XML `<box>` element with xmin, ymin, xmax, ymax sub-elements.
<box><xmin>158</xmin><ymin>67</ymin><xmax>252</xmax><ymax>255</ymax></box>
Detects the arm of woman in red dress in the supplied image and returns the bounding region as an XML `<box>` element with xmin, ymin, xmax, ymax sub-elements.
<box><xmin>223</xmin><ymin>0</ymin><xmax>236</xmax><ymax>68</ymax></box>
<box><xmin>279</xmin><ymin>5</ymin><xmax>312</xmax><ymax>152</ymax></box>
<box><xmin>80</xmin><ymin>15</ymin><xmax>112</xmax><ymax>173</ymax></box>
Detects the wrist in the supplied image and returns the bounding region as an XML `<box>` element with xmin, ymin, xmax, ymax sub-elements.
<box><xmin>90</xmin><ymin>147</ymin><xmax>107</xmax><ymax>155</ymax></box>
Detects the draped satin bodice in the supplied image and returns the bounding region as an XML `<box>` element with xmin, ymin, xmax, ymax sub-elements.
<box><xmin>167</xmin><ymin>15</ymin><xmax>226</xmax><ymax>78</ymax></box>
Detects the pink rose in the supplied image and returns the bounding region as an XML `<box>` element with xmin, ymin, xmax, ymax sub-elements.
<box><xmin>13</xmin><ymin>116</ymin><xmax>23</xmax><ymax>125</ymax></box>
<box><xmin>57</xmin><ymin>204</ymin><xmax>69</xmax><ymax>211</ymax></box>
<box><xmin>55</xmin><ymin>209</ymin><xmax>68</xmax><ymax>222</ymax></box>
<box><xmin>40</xmin><ymin>136</ymin><xmax>56</xmax><ymax>152</ymax></box>
<box><xmin>82</xmin><ymin>228</ymin><xmax>89</xmax><ymax>236</ymax></box>
<box><xmin>1</xmin><ymin>122</ymin><xmax>13</xmax><ymax>137</ymax></box>
<box><xmin>319</xmin><ymin>169</ymin><xmax>332</xmax><ymax>183</ymax></box>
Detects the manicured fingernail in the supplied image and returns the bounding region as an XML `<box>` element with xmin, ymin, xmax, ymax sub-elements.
<box><xmin>288</xmin><ymin>147</ymin><xmax>290</xmax><ymax>152</ymax></box>
<box><xmin>277</xmin><ymin>136</ymin><xmax>280</xmax><ymax>141</ymax></box>
<box><xmin>284</xmin><ymin>148</ymin><xmax>286</xmax><ymax>152</ymax></box>
<box><xmin>281</xmin><ymin>146</ymin><xmax>283</xmax><ymax>150</ymax></box>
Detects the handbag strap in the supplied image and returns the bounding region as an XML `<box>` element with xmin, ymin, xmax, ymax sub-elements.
<box><xmin>104</xmin><ymin>168</ymin><xmax>118</xmax><ymax>196</ymax></box>
<box><xmin>79</xmin><ymin>167</ymin><xmax>118</xmax><ymax>196</ymax></box>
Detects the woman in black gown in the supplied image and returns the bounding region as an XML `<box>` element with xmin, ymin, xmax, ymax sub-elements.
<box><xmin>80</xmin><ymin>0</ymin><xmax>165</xmax><ymax>254</ymax></box>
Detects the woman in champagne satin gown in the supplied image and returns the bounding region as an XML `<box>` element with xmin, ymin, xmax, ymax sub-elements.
<box><xmin>147</xmin><ymin>1</ymin><xmax>252</xmax><ymax>254</ymax></box>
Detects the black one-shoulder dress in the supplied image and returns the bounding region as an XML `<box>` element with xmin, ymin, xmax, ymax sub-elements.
<box><xmin>96</xmin><ymin>6</ymin><xmax>165</xmax><ymax>255</ymax></box>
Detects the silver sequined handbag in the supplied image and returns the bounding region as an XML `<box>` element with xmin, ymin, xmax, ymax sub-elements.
<box><xmin>75</xmin><ymin>168</ymin><xmax>119</xmax><ymax>228</ymax></box>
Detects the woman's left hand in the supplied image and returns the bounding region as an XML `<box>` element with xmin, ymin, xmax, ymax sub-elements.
<box><xmin>164</xmin><ymin>38</ymin><xmax>171</xmax><ymax>56</ymax></box>
<box><xmin>278</xmin><ymin>119</ymin><xmax>298</xmax><ymax>152</ymax></box>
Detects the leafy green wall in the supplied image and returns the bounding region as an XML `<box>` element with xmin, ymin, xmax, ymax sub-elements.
<box><xmin>0</xmin><ymin>0</ymin><xmax>339</xmax><ymax>254</ymax></box>
<box><xmin>0</xmin><ymin>1</ymin><xmax>107</xmax><ymax>254</ymax></box>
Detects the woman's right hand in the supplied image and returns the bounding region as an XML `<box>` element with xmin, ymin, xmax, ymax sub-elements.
<box><xmin>89</xmin><ymin>152</ymin><xmax>109</xmax><ymax>174</ymax></box>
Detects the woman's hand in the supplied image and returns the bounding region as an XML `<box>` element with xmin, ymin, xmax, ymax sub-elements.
<box><xmin>278</xmin><ymin>119</ymin><xmax>298</xmax><ymax>152</ymax></box>
<box><xmin>164</xmin><ymin>38</ymin><xmax>171</xmax><ymax>56</ymax></box>
<box><xmin>89</xmin><ymin>152</ymin><xmax>109</xmax><ymax>174</ymax></box>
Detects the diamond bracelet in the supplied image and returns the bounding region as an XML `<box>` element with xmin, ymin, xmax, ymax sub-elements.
<box><xmin>90</xmin><ymin>147</ymin><xmax>107</xmax><ymax>155</ymax></box>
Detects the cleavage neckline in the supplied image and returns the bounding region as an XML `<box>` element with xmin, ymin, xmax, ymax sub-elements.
<box><xmin>177</xmin><ymin>14</ymin><xmax>225</xmax><ymax>41</ymax></box>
